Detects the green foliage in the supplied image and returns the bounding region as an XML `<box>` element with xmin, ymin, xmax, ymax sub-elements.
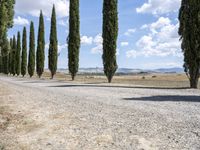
<box><xmin>102</xmin><ymin>0</ymin><xmax>118</xmax><ymax>83</ymax></box>
<box><xmin>11</xmin><ymin>35</ymin><xmax>16</xmax><ymax>76</ymax></box>
<box><xmin>28</xmin><ymin>21</ymin><xmax>35</xmax><ymax>78</ymax></box>
<box><xmin>0</xmin><ymin>56</ymin><xmax>2</xmax><ymax>73</ymax></box>
<box><xmin>21</xmin><ymin>27</ymin><xmax>27</xmax><ymax>77</ymax></box>
<box><xmin>16</xmin><ymin>31</ymin><xmax>21</xmax><ymax>76</ymax></box>
<box><xmin>36</xmin><ymin>11</ymin><xmax>45</xmax><ymax>78</ymax></box>
<box><xmin>2</xmin><ymin>38</ymin><xmax>9</xmax><ymax>74</ymax></box>
<box><xmin>179</xmin><ymin>0</ymin><xmax>200</xmax><ymax>88</ymax></box>
<box><xmin>9</xmin><ymin>38</ymin><xmax>13</xmax><ymax>74</ymax></box>
<box><xmin>48</xmin><ymin>5</ymin><xmax>58</xmax><ymax>79</ymax></box>
<box><xmin>0</xmin><ymin>2</ymin><xmax>8</xmax><ymax>53</ymax></box>
<box><xmin>0</xmin><ymin>0</ymin><xmax>15</xmax><ymax>53</ymax></box>
<box><xmin>68</xmin><ymin>0</ymin><xmax>80</xmax><ymax>80</ymax></box>
<box><xmin>3</xmin><ymin>0</ymin><xmax>15</xmax><ymax>28</ymax></box>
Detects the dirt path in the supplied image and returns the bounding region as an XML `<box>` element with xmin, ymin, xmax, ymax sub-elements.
<box><xmin>0</xmin><ymin>76</ymin><xmax>200</xmax><ymax>150</ymax></box>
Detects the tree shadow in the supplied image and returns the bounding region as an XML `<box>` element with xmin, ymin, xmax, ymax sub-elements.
<box><xmin>48</xmin><ymin>84</ymin><xmax>190</xmax><ymax>90</ymax></box>
<box><xmin>123</xmin><ymin>95</ymin><xmax>200</xmax><ymax>102</ymax></box>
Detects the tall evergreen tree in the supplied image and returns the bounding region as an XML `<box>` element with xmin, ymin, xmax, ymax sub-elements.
<box><xmin>0</xmin><ymin>2</ymin><xmax>8</xmax><ymax>59</ymax></box>
<box><xmin>2</xmin><ymin>37</ymin><xmax>9</xmax><ymax>74</ymax></box>
<box><xmin>3</xmin><ymin>0</ymin><xmax>15</xmax><ymax>28</ymax></box>
<box><xmin>9</xmin><ymin>38</ymin><xmax>13</xmax><ymax>74</ymax></box>
<box><xmin>16</xmin><ymin>31</ymin><xmax>21</xmax><ymax>76</ymax></box>
<box><xmin>36</xmin><ymin>11</ymin><xmax>45</xmax><ymax>78</ymax></box>
<box><xmin>102</xmin><ymin>0</ymin><xmax>118</xmax><ymax>83</ymax></box>
<box><xmin>0</xmin><ymin>55</ymin><xmax>2</xmax><ymax>73</ymax></box>
<box><xmin>48</xmin><ymin>5</ymin><xmax>58</xmax><ymax>79</ymax></box>
<box><xmin>0</xmin><ymin>0</ymin><xmax>15</xmax><ymax>54</ymax></box>
<box><xmin>28</xmin><ymin>21</ymin><xmax>35</xmax><ymax>78</ymax></box>
<box><xmin>68</xmin><ymin>0</ymin><xmax>80</xmax><ymax>80</ymax></box>
<box><xmin>179</xmin><ymin>0</ymin><xmax>200</xmax><ymax>88</ymax></box>
<box><xmin>11</xmin><ymin>35</ymin><xmax>16</xmax><ymax>76</ymax></box>
<box><xmin>21</xmin><ymin>27</ymin><xmax>27</xmax><ymax>77</ymax></box>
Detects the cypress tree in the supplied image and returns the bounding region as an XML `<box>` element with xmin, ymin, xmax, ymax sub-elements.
<box><xmin>179</xmin><ymin>0</ymin><xmax>200</xmax><ymax>88</ymax></box>
<box><xmin>68</xmin><ymin>0</ymin><xmax>80</xmax><ymax>80</ymax></box>
<box><xmin>0</xmin><ymin>2</ymin><xmax>8</xmax><ymax>51</ymax></box>
<box><xmin>36</xmin><ymin>11</ymin><xmax>45</xmax><ymax>78</ymax></box>
<box><xmin>0</xmin><ymin>56</ymin><xmax>2</xmax><ymax>73</ymax></box>
<box><xmin>9</xmin><ymin>38</ymin><xmax>13</xmax><ymax>74</ymax></box>
<box><xmin>16</xmin><ymin>31</ymin><xmax>21</xmax><ymax>76</ymax></box>
<box><xmin>2</xmin><ymin>37</ymin><xmax>9</xmax><ymax>74</ymax></box>
<box><xmin>48</xmin><ymin>5</ymin><xmax>58</xmax><ymax>79</ymax></box>
<box><xmin>21</xmin><ymin>27</ymin><xmax>27</xmax><ymax>77</ymax></box>
<box><xmin>102</xmin><ymin>0</ymin><xmax>118</xmax><ymax>83</ymax></box>
<box><xmin>11</xmin><ymin>35</ymin><xmax>16</xmax><ymax>76</ymax></box>
<box><xmin>0</xmin><ymin>0</ymin><xmax>15</xmax><ymax>55</ymax></box>
<box><xmin>28</xmin><ymin>21</ymin><xmax>35</xmax><ymax>78</ymax></box>
<box><xmin>4</xmin><ymin>0</ymin><xmax>15</xmax><ymax>28</ymax></box>
<box><xmin>0</xmin><ymin>2</ymin><xmax>8</xmax><ymax>68</ymax></box>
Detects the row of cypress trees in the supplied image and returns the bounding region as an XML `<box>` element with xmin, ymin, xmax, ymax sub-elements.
<box><xmin>1</xmin><ymin>5</ymin><xmax>58</xmax><ymax>79</ymax></box>
<box><xmin>1</xmin><ymin>0</ymin><xmax>119</xmax><ymax>83</ymax></box>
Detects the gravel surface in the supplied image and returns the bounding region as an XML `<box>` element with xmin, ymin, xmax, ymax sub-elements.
<box><xmin>0</xmin><ymin>76</ymin><xmax>200</xmax><ymax>150</ymax></box>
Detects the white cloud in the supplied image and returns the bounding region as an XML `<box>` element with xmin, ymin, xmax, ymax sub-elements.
<box><xmin>14</xmin><ymin>16</ymin><xmax>29</xmax><ymax>25</ymax></box>
<box><xmin>81</xmin><ymin>36</ymin><xmax>93</xmax><ymax>45</ymax></box>
<box><xmin>126</xmin><ymin>50</ymin><xmax>139</xmax><ymax>58</ymax></box>
<box><xmin>91</xmin><ymin>34</ymin><xmax>103</xmax><ymax>54</ymax></box>
<box><xmin>120</xmin><ymin>42</ymin><xmax>129</xmax><ymax>47</ymax></box>
<box><xmin>124</xmin><ymin>28</ymin><xmax>136</xmax><ymax>36</ymax></box>
<box><xmin>58</xmin><ymin>19</ymin><xmax>68</xmax><ymax>27</ymax></box>
<box><xmin>58</xmin><ymin>43</ymin><xmax>67</xmax><ymax>54</ymax></box>
<box><xmin>136</xmin><ymin>0</ymin><xmax>181</xmax><ymax>15</ymax></box>
<box><xmin>126</xmin><ymin>17</ymin><xmax>182</xmax><ymax>58</ymax></box>
<box><xmin>15</xmin><ymin>0</ymin><xmax>69</xmax><ymax>18</ymax></box>
<box><xmin>45</xmin><ymin>43</ymin><xmax>67</xmax><ymax>56</ymax></box>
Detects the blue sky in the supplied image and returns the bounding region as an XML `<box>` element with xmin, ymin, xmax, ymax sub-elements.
<box><xmin>8</xmin><ymin>0</ymin><xmax>182</xmax><ymax>69</ymax></box>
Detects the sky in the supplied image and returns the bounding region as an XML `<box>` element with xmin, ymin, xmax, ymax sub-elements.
<box><xmin>8</xmin><ymin>0</ymin><xmax>182</xmax><ymax>69</ymax></box>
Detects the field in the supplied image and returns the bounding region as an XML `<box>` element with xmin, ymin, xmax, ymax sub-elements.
<box><xmin>34</xmin><ymin>71</ymin><xmax>199</xmax><ymax>88</ymax></box>
<box><xmin>0</xmin><ymin>73</ymin><xmax>200</xmax><ymax>149</ymax></box>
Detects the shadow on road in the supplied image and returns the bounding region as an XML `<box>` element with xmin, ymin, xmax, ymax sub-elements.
<box><xmin>123</xmin><ymin>95</ymin><xmax>200</xmax><ymax>102</ymax></box>
<box><xmin>48</xmin><ymin>84</ymin><xmax>190</xmax><ymax>90</ymax></box>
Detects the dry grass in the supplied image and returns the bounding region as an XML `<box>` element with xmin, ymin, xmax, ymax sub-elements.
<box><xmin>21</xmin><ymin>71</ymin><xmax>199</xmax><ymax>88</ymax></box>
<box><xmin>1</xmin><ymin>71</ymin><xmax>199</xmax><ymax>88</ymax></box>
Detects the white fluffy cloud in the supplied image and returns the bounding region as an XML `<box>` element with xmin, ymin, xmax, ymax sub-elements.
<box><xmin>14</xmin><ymin>16</ymin><xmax>29</xmax><ymax>25</ymax></box>
<box><xmin>120</xmin><ymin>42</ymin><xmax>129</xmax><ymax>47</ymax></box>
<box><xmin>45</xmin><ymin>43</ymin><xmax>67</xmax><ymax>56</ymax></box>
<box><xmin>15</xmin><ymin>0</ymin><xmax>69</xmax><ymax>18</ymax></box>
<box><xmin>91</xmin><ymin>34</ymin><xmax>103</xmax><ymax>54</ymax></box>
<box><xmin>124</xmin><ymin>28</ymin><xmax>136</xmax><ymax>36</ymax></box>
<box><xmin>58</xmin><ymin>19</ymin><xmax>68</xmax><ymax>27</ymax></box>
<box><xmin>81</xmin><ymin>36</ymin><xmax>93</xmax><ymax>45</ymax></box>
<box><xmin>136</xmin><ymin>0</ymin><xmax>181</xmax><ymax>15</ymax></box>
<box><xmin>126</xmin><ymin>17</ymin><xmax>182</xmax><ymax>58</ymax></box>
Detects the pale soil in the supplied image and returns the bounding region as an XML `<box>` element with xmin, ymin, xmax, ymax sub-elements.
<box><xmin>0</xmin><ymin>75</ymin><xmax>200</xmax><ymax>150</ymax></box>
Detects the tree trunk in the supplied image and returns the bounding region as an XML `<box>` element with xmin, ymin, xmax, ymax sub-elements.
<box><xmin>190</xmin><ymin>78</ymin><xmax>199</xmax><ymax>89</ymax></box>
<box><xmin>72</xmin><ymin>75</ymin><xmax>75</xmax><ymax>81</ymax></box>
<box><xmin>189</xmin><ymin>68</ymin><xmax>199</xmax><ymax>89</ymax></box>
<box><xmin>51</xmin><ymin>73</ymin><xmax>54</xmax><ymax>79</ymax></box>
<box><xmin>107</xmin><ymin>75</ymin><xmax>112</xmax><ymax>83</ymax></box>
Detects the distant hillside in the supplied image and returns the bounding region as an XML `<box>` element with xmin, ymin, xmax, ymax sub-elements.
<box><xmin>154</xmin><ymin>67</ymin><xmax>184</xmax><ymax>73</ymax></box>
<box><xmin>57</xmin><ymin>67</ymin><xmax>184</xmax><ymax>74</ymax></box>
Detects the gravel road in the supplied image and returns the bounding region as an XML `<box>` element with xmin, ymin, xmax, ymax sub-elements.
<box><xmin>0</xmin><ymin>76</ymin><xmax>200</xmax><ymax>150</ymax></box>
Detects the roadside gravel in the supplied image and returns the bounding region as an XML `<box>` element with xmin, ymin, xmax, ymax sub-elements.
<box><xmin>0</xmin><ymin>76</ymin><xmax>200</xmax><ymax>150</ymax></box>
